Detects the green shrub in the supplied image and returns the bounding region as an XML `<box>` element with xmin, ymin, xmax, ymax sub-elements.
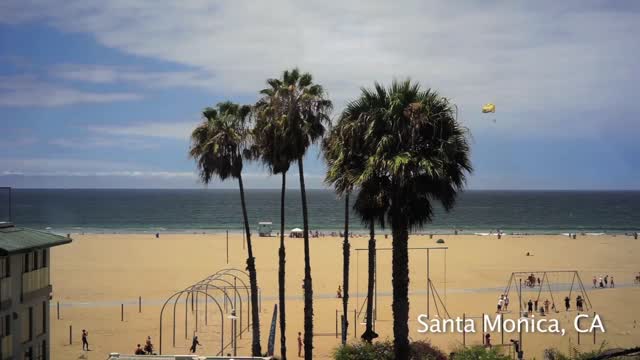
<box><xmin>450</xmin><ymin>345</ymin><xmax>511</xmax><ymax>360</ymax></box>
<box><xmin>333</xmin><ymin>339</ymin><xmax>446</xmax><ymax>360</ymax></box>
<box><xmin>436</xmin><ymin>239</ymin><xmax>445</xmax><ymax>244</ymax></box>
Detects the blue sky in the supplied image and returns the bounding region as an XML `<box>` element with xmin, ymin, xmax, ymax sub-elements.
<box><xmin>1</xmin><ymin>1</ymin><xmax>639</xmax><ymax>189</ymax></box>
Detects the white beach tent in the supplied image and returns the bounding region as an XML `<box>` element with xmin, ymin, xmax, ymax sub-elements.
<box><xmin>290</xmin><ymin>228</ymin><xmax>303</xmax><ymax>237</ymax></box>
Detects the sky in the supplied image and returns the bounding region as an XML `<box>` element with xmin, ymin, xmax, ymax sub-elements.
<box><xmin>0</xmin><ymin>1</ymin><xmax>639</xmax><ymax>189</ymax></box>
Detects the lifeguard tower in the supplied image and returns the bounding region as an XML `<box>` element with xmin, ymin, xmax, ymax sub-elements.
<box><xmin>258</xmin><ymin>222</ymin><xmax>272</xmax><ymax>237</ymax></box>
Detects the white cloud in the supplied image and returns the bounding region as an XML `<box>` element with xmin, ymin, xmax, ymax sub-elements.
<box><xmin>50</xmin><ymin>64</ymin><xmax>216</xmax><ymax>89</ymax></box>
<box><xmin>88</xmin><ymin>121</ymin><xmax>198</xmax><ymax>140</ymax></box>
<box><xmin>1</xmin><ymin>1</ymin><xmax>638</xmax><ymax>134</ymax></box>
<box><xmin>49</xmin><ymin>137</ymin><xmax>158</xmax><ymax>149</ymax></box>
<box><xmin>0</xmin><ymin>75</ymin><xmax>142</xmax><ymax>106</ymax></box>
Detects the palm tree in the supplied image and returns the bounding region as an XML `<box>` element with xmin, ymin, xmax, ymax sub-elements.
<box><xmin>262</xmin><ymin>68</ymin><xmax>332</xmax><ymax>359</ymax></box>
<box><xmin>353</xmin><ymin>179</ymin><xmax>388</xmax><ymax>343</ymax></box>
<box><xmin>325</xmin><ymin>113</ymin><xmax>387</xmax><ymax>344</ymax></box>
<box><xmin>323</xmin><ymin>126</ymin><xmax>353</xmax><ymax>345</ymax></box>
<box><xmin>189</xmin><ymin>101</ymin><xmax>262</xmax><ymax>356</ymax></box>
<box><xmin>336</xmin><ymin>80</ymin><xmax>472</xmax><ymax>358</ymax></box>
<box><xmin>253</xmin><ymin>78</ymin><xmax>293</xmax><ymax>359</ymax></box>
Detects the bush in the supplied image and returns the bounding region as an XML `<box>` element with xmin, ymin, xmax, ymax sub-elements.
<box><xmin>410</xmin><ymin>340</ymin><xmax>447</xmax><ymax>360</ymax></box>
<box><xmin>333</xmin><ymin>340</ymin><xmax>394</xmax><ymax>360</ymax></box>
<box><xmin>436</xmin><ymin>239</ymin><xmax>445</xmax><ymax>244</ymax></box>
<box><xmin>450</xmin><ymin>345</ymin><xmax>511</xmax><ymax>360</ymax></box>
<box><xmin>333</xmin><ymin>340</ymin><xmax>446</xmax><ymax>360</ymax></box>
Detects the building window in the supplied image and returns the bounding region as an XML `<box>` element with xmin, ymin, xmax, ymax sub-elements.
<box><xmin>28</xmin><ymin>306</ymin><xmax>33</xmax><ymax>341</ymax></box>
<box><xmin>42</xmin><ymin>249</ymin><xmax>47</xmax><ymax>268</ymax></box>
<box><xmin>1</xmin><ymin>314</ymin><xmax>10</xmax><ymax>337</ymax></box>
<box><xmin>0</xmin><ymin>256</ymin><xmax>9</xmax><ymax>278</ymax></box>
<box><xmin>33</xmin><ymin>251</ymin><xmax>39</xmax><ymax>271</ymax></box>
<box><xmin>42</xmin><ymin>301</ymin><xmax>46</xmax><ymax>335</ymax></box>
<box><xmin>24</xmin><ymin>253</ymin><xmax>30</xmax><ymax>273</ymax></box>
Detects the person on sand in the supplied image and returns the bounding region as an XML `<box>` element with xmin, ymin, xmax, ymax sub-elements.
<box><xmin>485</xmin><ymin>333</ymin><xmax>492</xmax><ymax>348</ymax></box>
<box><xmin>534</xmin><ymin>299</ymin><xmax>539</xmax><ymax>312</ymax></box>
<box><xmin>604</xmin><ymin>275</ymin><xmax>609</xmax><ymax>287</ymax></box>
<box><xmin>593</xmin><ymin>276</ymin><xmax>597</xmax><ymax>288</ymax></box>
<box><xmin>497</xmin><ymin>296</ymin><xmax>504</xmax><ymax>313</ymax></box>
<box><xmin>144</xmin><ymin>336</ymin><xmax>153</xmax><ymax>354</ymax></box>
<box><xmin>611</xmin><ymin>276</ymin><xmax>615</xmax><ymax>288</ymax></box>
<box><xmin>337</xmin><ymin>285</ymin><xmax>342</xmax><ymax>298</ymax></box>
<box><xmin>82</xmin><ymin>329</ymin><xmax>89</xmax><ymax>351</ymax></box>
<box><xmin>135</xmin><ymin>344</ymin><xmax>145</xmax><ymax>355</ymax></box>
<box><xmin>527</xmin><ymin>299</ymin><xmax>533</xmax><ymax>314</ymax></box>
<box><xmin>297</xmin><ymin>332</ymin><xmax>304</xmax><ymax>357</ymax></box>
<box><xmin>564</xmin><ymin>296</ymin><xmax>571</xmax><ymax>311</ymax></box>
<box><xmin>599</xmin><ymin>276</ymin><xmax>604</xmax><ymax>288</ymax></box>
<box><xmin>544</xmin><ymin>299</ymin><xmax>550</xmax><ymax>314</ymax></box>
<box><xmin>537</xmin><ymin>277</ymin><xmax>541</xmax><ymax>287</ymax></box>
<box><xmin>504</xmin><ymin>295</ymin><xmax>510</xmax><ymax>311</ymax></box>
<box><xmin>189</xmin><ymin>335</ymin><xmax>200</xmax><ymax>353</ymax></box>
<box><xmin>576</xmin><ymin>296</ymin><xmax>583</xmax><ymax>311</ymax></box>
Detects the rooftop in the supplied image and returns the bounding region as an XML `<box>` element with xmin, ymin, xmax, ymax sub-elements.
<box><xmin>0</xmin><ymin>223</ymin><xmax>72</xmax><ymax>255</ymax></box>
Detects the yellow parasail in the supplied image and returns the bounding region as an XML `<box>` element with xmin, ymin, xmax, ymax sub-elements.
<box><xmin>482</xmin><ymin>103</ymin><xmax>496</xmax><ymax>113</ymax></box>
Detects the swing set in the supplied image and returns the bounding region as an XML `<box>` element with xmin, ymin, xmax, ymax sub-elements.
<box><xmin>503</xmin><ymin>271</ymin><xmax>592</xmax><ymax>315</ymax></box>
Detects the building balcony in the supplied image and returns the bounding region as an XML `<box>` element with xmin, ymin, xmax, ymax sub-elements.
<box><xmin>22</xmin><ymin>267</ymin><xmax>51</xmax><ymax>302</ymax></box>
<box><xmin>0</xmin><ymin>335</ymin><xmax>12</xmax><ymax>360</ymax></box>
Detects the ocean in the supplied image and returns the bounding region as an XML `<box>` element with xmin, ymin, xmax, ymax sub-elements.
<box><xmin>2</xmin><ymin>189</ymin><xmax>639</xmax><ymax>234</ymax></box>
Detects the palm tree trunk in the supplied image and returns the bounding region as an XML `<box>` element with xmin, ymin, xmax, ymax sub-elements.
<box><xmin>341</xmin><ymin>193</ymin><xmax>350</xmax><ymax>344</ymax></box>
<box><xmin>298</xmin><ymin>157</ymin><xmax>313</xmax><ymax>360</ymax></box>
<box><xmin>278</xmin><ymin>172</ymin><xmax>287</xmax><ymax>359</ymax></box>
<box><xmin>238</xmin><ymin>173</ymin><xmax>262</xmax><ymax>356</ymax></box>
<box><xmin>391</xmin><ymin>205</ymin><xmax>410</xmax><ymax>359</ymax></box>
<box><xmin>362</xmin><ymin>221</ymin><xmax>378</xmax><ymax>343</ymax></box>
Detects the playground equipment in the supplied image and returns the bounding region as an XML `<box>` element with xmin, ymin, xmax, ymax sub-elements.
<box><xmin>354</xmin><ymin>246</ymin><xmax>450</xmax><ymax>335</ymax></box>
<box><xmin>503</xmin><ymin>271</ymin><xmax>592</xmax><ymax>314</ymax></box>
<box><xmin>159</xmin><ymin>268</ymin><xmax>255</xmax><ymax>356</ymax></box>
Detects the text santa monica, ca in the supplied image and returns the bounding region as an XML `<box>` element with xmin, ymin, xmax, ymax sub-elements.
<box><xmin>417</xmin><ymin>314</ymin><xmax>605</xmax><ymax>335</ymax></box>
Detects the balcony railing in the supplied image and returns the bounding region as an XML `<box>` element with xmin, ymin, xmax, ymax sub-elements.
<box><xmin>0</xmin><ymin>335</ymin><xmax>13</xmax><ymax>359</ymax></box>
<box><xmin>22</xmin><ymin>267</ymin><xmax>50</xmax><ymax>297</ymax></box>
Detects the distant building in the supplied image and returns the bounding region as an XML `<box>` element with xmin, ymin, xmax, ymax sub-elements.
<box><xmin>0</xmin><ymin>222</ymin><xmax>71</xmax><ymax>360</ymax></box>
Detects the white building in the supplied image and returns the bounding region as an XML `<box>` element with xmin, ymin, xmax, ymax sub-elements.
<box><xmin>0</xmin><ymin>222</ymin><xmax>71</xmax><ymax>360</ymax></box>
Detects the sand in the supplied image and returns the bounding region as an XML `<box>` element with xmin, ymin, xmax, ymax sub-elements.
<box><xmin>50</xmin><ymin>232</ymin><xmax>640</xmax><ymax>359</ymax></box>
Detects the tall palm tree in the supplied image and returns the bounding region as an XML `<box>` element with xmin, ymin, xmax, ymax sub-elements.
<box><xmin>189</xmin><ymin>101</ymin><xmax>262</xmax><ymax>356</ymax></box>
<box><xmin>261</xmin><ymin>68</ymin><xmax>331</xmax><ymax>359</ymax></box>
<box><xmin>254</xmin><ymin>78</ymin><xmax>293</xmax><ymax>359</ymax></box>
<box><xmin>325</xmin><ymin>114</ymin><xmax>387</xmax><ymax>344</ymax></box>
<box><xmin>323</xmin><ymin>126</ymin><xmax>352</xmax><ymax>345</ymax></box>
<box><xmin>353</xmin><ymin>179</ymin><xmax>388</xmax><ymax>343</ymax></box>
<box><xmin>336</xmin><ymin>80</ymin><xmax>472</xmax><ymax>358</ymax></box>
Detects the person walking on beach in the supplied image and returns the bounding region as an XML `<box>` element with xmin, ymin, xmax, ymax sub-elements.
<box><xmin>593</xmin><ymin>276</ymin><xmax>597</xmax><ymax>288</ymax></box>
<box><xmin>297</xmin><ymin>332</ymin><xmax>304</xmax><ymax>357</ymax></box>
<box><xmin>485</xmin><ymin>333</ymin><xmax>492</xmax><ymax>348</ymax></box>
<box><xmin>534</xmin><ymin>299</ymin><xmax>539</xmax><ymax>312</ymax></box>
<box><xmin>504</xmin><ymin>295</ymin><xmax>510</xmax><ymax>311</ymax></box>
<box><xmin>81</xmin><ymin>329</ymin><xmax>89</xmax><ymax>351</ymax></box>
<box><xmin>497</xmin><ymin>296</ymin><xmax>504</xmax><ymax>313</ymax></box>
<box><xmin>564</xmin><ymin>296</ymin><xmax>571</xmax><ymax>311</ymax></box>
<box><xmin>527</xmin><ymin>299</ymin><xmax>533</xmax><ymax>314</ymax></box>
<box><xmin>599</xmin><ymin>276</ymin><xmax>604</xmax><ymax>288</ymax></box>
<box><xmin>337</xmin><ymin>285</ymin><xmax>342</xmax><ymax>298</ymax></box>
<box><xmin>544</xmin><ymin>299</ymin><xmax>550</xmax><ymax>314</ymax></box>
<box><xmin>604</xmin><ymin>275</ymin><xmax>609</xmax><ymax>287</ymax></box>
<box><xmin>611</xmin><ymin>276</ymin><xmax>615</xmax><ymax>288</ymax></box>
<box><xmin>189</xmin><ymin>335</ymin><xmax>200</xmax><ymax>353</ymax></box>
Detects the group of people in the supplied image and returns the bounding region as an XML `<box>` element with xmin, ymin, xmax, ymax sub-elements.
<box><xmin>134</xmin><ymin>336</ymin><xmax>155</xmax><ymax>355</ymax></box>
<box><xmin>496</xmin><ymin>294</ymin><xmax>510</xmax><ymax>312</ymax></box>
<box><xmin>524</xmin><ymin>273</ymin><xmax>542</xmax><ymax>288</ymax></box>
<box><xmin>525</xmin><ymin>298</ymin><xmax>553</xmax><ymax>316</ymax></box>
<box><xmin>593</xmin><ymin>275</ymin><xmax>614</xmax><ymax>288</ymax></box>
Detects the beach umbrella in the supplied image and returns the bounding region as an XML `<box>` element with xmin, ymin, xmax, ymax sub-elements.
<box><xmin>291</xmin><ymin>228</ymin><xmax>303</xmax><ymax>232</ymax></box>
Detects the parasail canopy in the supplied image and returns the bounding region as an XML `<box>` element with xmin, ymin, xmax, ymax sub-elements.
<box><xmin>482</xmin><ymin>103</ymin><xmax>496</xmax><ymax>113</ymax></box>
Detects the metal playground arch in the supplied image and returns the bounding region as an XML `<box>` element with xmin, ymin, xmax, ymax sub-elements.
<box><xmin>159</xmin><ymin>268</ymin><xmax>256</xmax><ymax>356</ymax></box>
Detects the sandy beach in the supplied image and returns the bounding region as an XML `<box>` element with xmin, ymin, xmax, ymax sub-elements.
<box><xmin>50</xmin><ymin>232</ymin><xmax>640</xmax><ymax>359</ymax></box>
